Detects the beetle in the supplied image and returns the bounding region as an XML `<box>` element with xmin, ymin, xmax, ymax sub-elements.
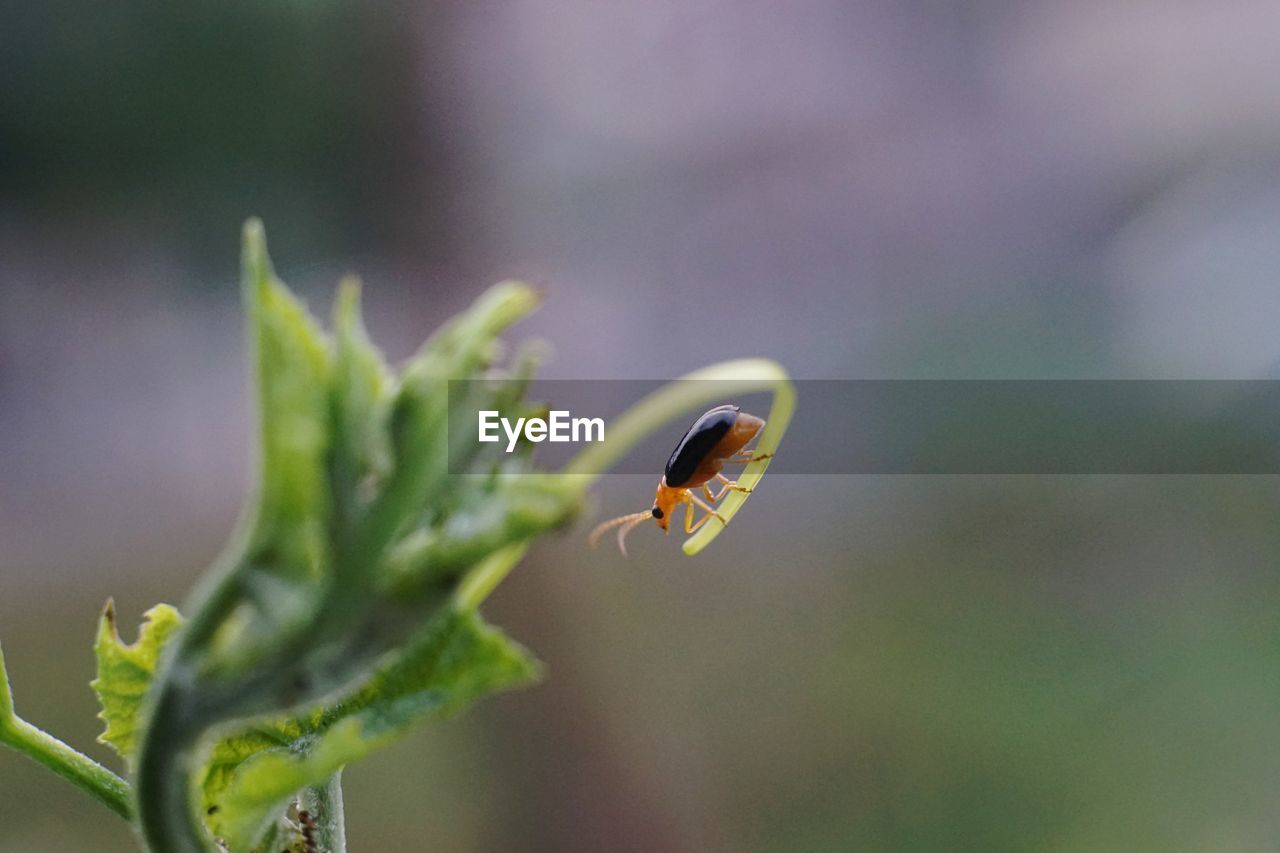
<box><xmin>589</xmin><ymin>404</ymin><xmax>772</xmax><ymax>556</ymax></box>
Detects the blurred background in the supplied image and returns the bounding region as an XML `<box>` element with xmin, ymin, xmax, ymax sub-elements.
<box><xmin>4</xmin><ymin>1</ymin><xmax>1280</xmax><ymax>849</ymax></box>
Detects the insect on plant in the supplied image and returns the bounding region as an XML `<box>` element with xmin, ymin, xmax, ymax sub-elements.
<box><xmin>0</xmin><ymin>220</ymin><xmax>793</xmax><ymax>852</ymax></box>
<box><xmin>589</xmin><ymin>404</ymin><xmax>773</xmax><ymax>556</ymax></box>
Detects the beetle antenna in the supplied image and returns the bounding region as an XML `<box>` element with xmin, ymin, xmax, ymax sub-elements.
<box><xmin>589</xmin><ymin>510</ymin><xmax>652</xmax><ymax>555</ymax></box>
<box><xmin>614</xmin><ymin>513</ymin><xmax>652</xmax><ymax>558</ymax></box>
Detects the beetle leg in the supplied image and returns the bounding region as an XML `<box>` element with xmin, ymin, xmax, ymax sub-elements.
<box><xmin>683</xmin><ymin>496</ymin><xmax>698</xmax><ymax>534</ymax></box>
<box><xmin>685</xmin><ymin>506</ymin><xmax>720</xmax><ymax>534</ymax></box>
<box><xmin>683</xmin><ymin>495</ymin><xmax>720</xmax><ymax>533</ymax></box>
<box><xmin>709</xmin><ymin>474</ymin><xmax>752</xmax><ymax>500</ymax></box>
<box><xmin>687</xmin><ymin>493</ymin><xmax>726</xmax><ymax>531</ymax></box>
<box><xmin>725</xmin><ymin>450</ymin><xmax>773</xmax><ymax>464</ymax></box>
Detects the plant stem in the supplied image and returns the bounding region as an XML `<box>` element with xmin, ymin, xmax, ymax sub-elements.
<box><xmin>301</xmin><ymin>772</ymin><xmax>347</xmax><ymax>852</ymax></box>
<box><xmin>0</xmin><ymin>642</ymin><xmax>133</xmax><ymax>820</ymax></box>
<box><xmin>454</xmin><ymin>543</ymin><xmax>530</xmax><ymax>610</ymax></box>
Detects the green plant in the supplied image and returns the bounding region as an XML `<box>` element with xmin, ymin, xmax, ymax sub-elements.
<box><xmin>0</xmin><ymin>221</ymin><xmax>793</xmax><ymax>852</ymax></box>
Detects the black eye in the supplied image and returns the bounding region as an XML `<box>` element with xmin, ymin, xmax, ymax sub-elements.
<box><xmin>651</xmin><ymin>507</ymin><xmax>664</xmax><ymax>519</ymax></box>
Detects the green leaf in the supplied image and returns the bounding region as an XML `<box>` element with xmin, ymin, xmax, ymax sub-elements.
<box><xmin>91</xmin><ymin>600</ymin><xmax>184</xmax><ymax>765</ymax></box>
<box><xmin>202</xmin><ymin>608</ymin><xmax>538</xmax><ymax>850</ymax></box>
<box><xmin>330</xmin><ymin>276</ymin><xmax>392</xmax><ymax>517</ymax></box>
<box><xmin>241</xmin><ymin>219</ymin><xmax>333</xmax><ymax>585</ymax></box>
<box><xmin>198</xmin><ymin>222</ymin><xmax>339</xmax><ymax>678</ymax></box>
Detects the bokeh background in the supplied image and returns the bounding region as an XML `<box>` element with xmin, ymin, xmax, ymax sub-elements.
<box><xmin>4</xmin><ymin>1</ymin><xmax>1280</xmax><ymax>850</ymax></box>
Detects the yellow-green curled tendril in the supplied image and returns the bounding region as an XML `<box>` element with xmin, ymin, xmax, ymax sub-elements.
<box><xmin>457</xmin><ymin>357</ymin><xmax>795</xmax><ymax>605</ymax></box>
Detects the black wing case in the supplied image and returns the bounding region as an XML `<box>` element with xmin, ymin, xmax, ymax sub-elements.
<box><xmin>664</xmin><ymin>405</ymin><xmax>739</xmax><ymax>487</ymax></box>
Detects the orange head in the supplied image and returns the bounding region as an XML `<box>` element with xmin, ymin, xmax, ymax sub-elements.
<box><xmin>650</xmin><ymin>478</ymin><xmax>684</xmax><ymax>533</ymax></box>
<box><xmin>588</xmin><ymin>477</ymin><xmax>685</xmax><ymax>557</ymax></box>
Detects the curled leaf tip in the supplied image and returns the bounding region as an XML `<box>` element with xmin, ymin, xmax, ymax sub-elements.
<box><xmin>242</xmin><ymin>220</ymin><xmax>266</xmax><ymax>262</ymax></box>
<box><xmin>337</xmin><ymin>275</ymin><xmax>362</xmax><ymax>299</ymax></box>
<box><xmin>242</xmin><ymin>217</ymin><xmax>265</xmax><ymax>247</ymax></box>
<box><xmin>240</xmin><ymin>218</ymin><xmax>275</xmax><ymax>301</ymax></box>
<box><xmin>483</xmin><ymin>280</ymin><xmax>543</xmax><ymax>319</ymax></box>
<box><xmin>334</xmin><ymin>276</ymin><xmax>366</xmax><ymax>329</ymax></box>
